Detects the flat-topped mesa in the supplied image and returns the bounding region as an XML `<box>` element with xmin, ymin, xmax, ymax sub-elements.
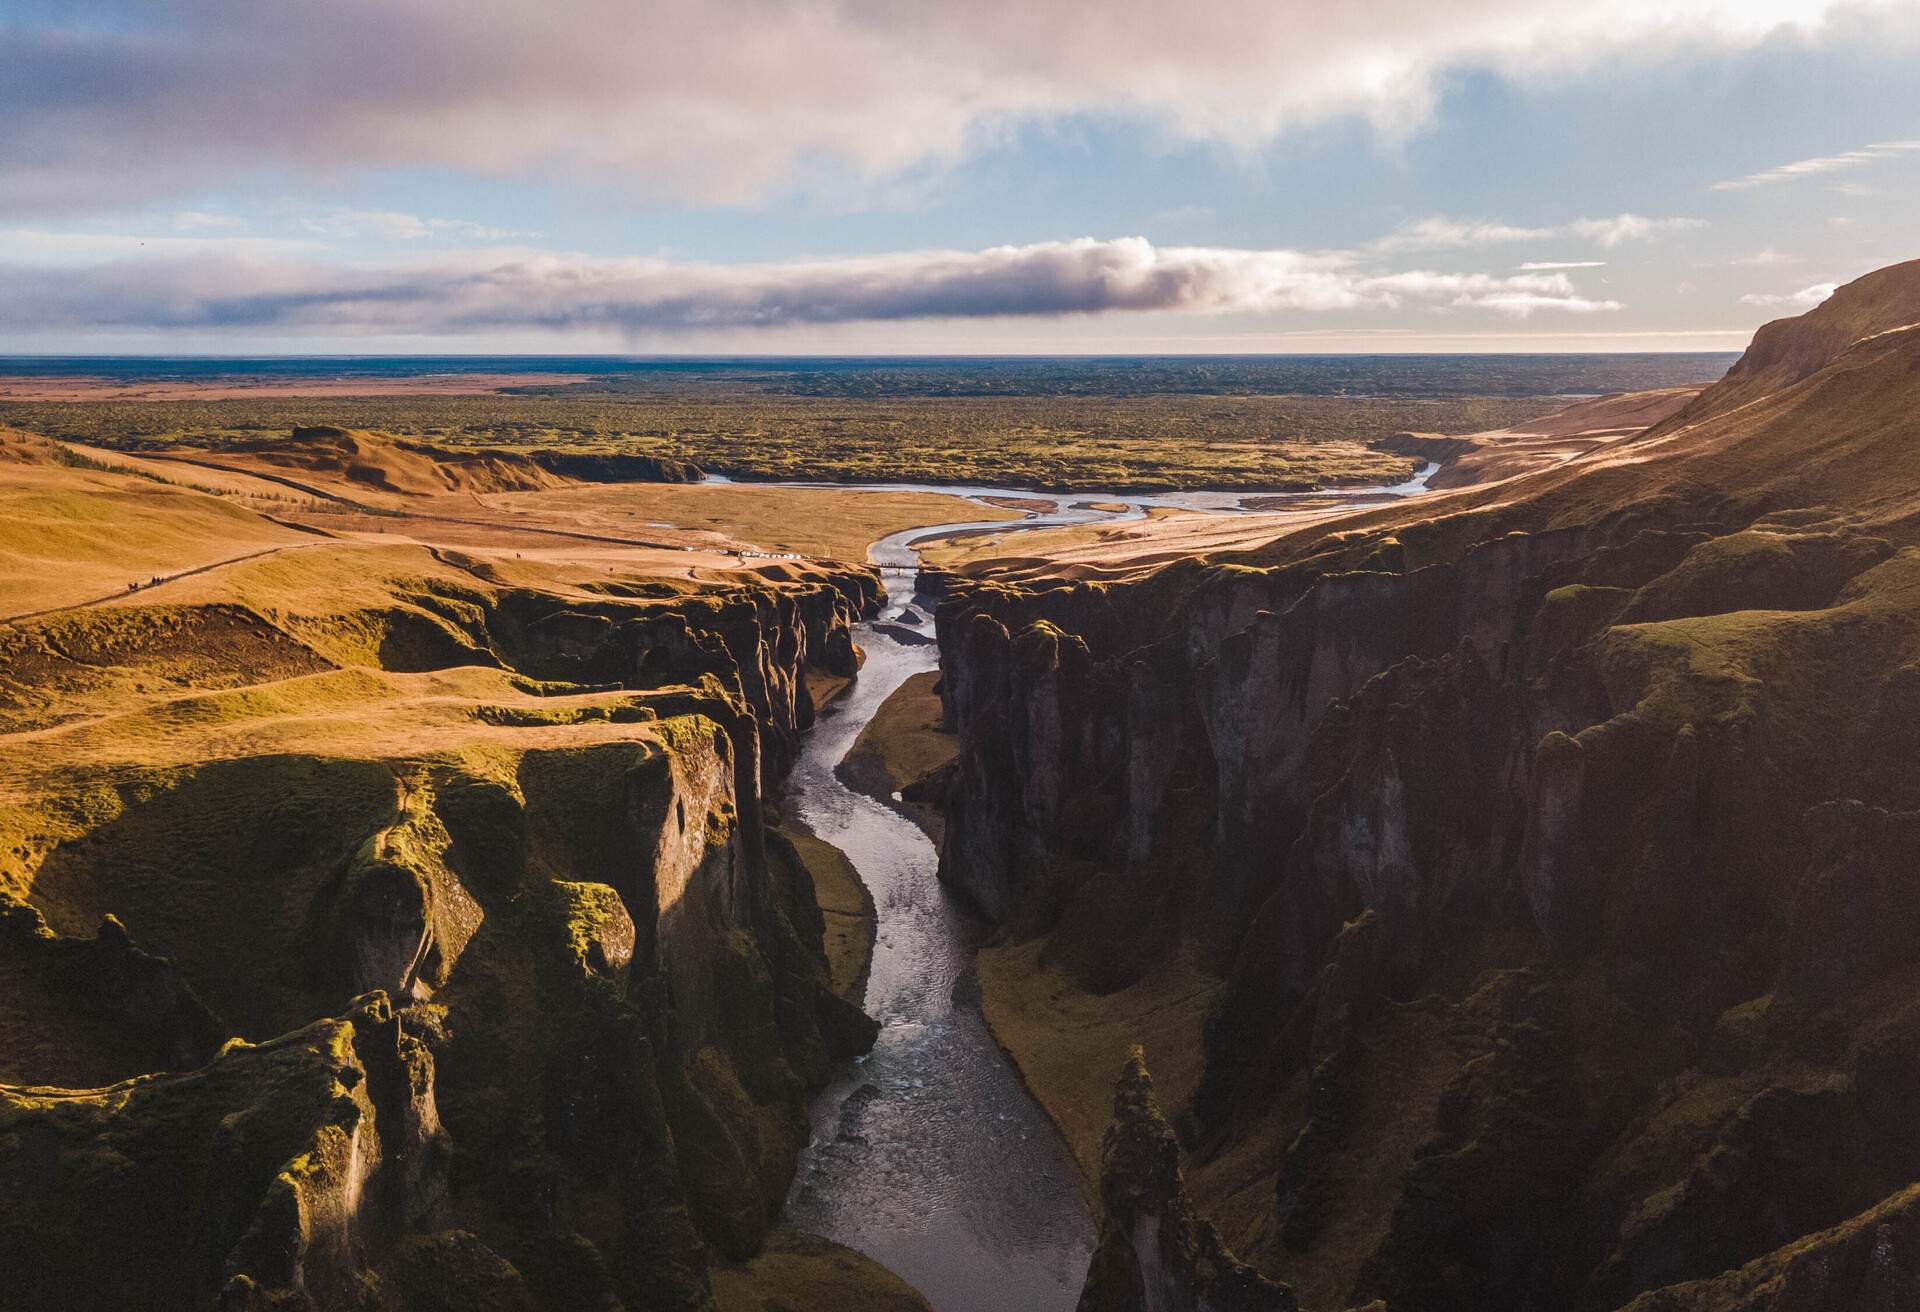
<box><xmin>238</xmin><ymin>425</ymin><xmax>701</xmax><ymax>492</ymax></box>
<box><xmin>931</xmin><ymin>257</ymin><xmax>1920</xmax><ymax>1310</ymax></box>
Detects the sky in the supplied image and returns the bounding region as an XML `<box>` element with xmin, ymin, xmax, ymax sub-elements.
<box><xmin>2</xmin><ymin>0</ymin><xmax>1917</xmax><ymax>354</ymax></box>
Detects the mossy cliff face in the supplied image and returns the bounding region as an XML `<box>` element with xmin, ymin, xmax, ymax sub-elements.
<box><xmin>1612</xmin><ymin>1182</ymin><xmax>1920</xmax><ymax>1312</ymax></box>
<box><xmin>0</xmin><ymin>991</ymin><xmax>446</xmax><ymax>1311</ymax></box>
<box><xmin>1077</xmin><ymin>1049</ymin><xmax>1297</xmax><ymax>1312</ymax></box>
<box><xmin>935</xmin><ymin>262</ymin><xmax>1920</xmax><ymax>1310</ymax></box>
<box><xmin>426</xmin><ymin>569</ymin><xmax>876</xmax><ymax>785</ymax></box>
<box><xmin>0</xmin><ymin>536</ymin><xmax>882</xmax><ymax>1309</ymax></box>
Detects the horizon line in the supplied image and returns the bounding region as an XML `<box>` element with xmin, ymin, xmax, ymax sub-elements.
<box><xmin>0</xmin><ymin>349</ymin><xmax>1746</xmax><ymax>363</ymax></box>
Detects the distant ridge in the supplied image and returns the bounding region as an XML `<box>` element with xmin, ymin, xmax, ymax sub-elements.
<box><xmin>1659</xmin><ymin>257</ymin><xmax>1920</xmax><ymax>429</ymax></box>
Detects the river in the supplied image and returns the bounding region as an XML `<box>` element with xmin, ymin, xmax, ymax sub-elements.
<box><xmin>778</xmin><ymin>470</ymin><xmax>1437</xmax><ymax>1310</ymax></box>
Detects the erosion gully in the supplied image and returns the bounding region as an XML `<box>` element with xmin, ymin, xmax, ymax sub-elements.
<box><xmin>777</xmin><ymin>471</ymin><xmax>1435</xmax><ymax>1311</ymax></box>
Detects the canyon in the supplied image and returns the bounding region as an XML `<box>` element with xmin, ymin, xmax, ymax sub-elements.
<box><xmin>3</xmin><ymin>259</ymin><xmax>1918</xmax><ymax>1311</ymax></box>
<box><xmin>0</xmin><ymin>432</ymin><xmax>939</xmax><ymax>1311</ymax></box>
<box><xmin>932</xmin><ymin>258</ymin><xmax>1920</xmax><ymax>1311</ymax></box>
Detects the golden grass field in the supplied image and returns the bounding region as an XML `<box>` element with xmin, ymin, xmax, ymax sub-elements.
<box><xmin>0</xmin><ymin>428</ymin><xmax>1015</xmax><ymax>628</ymax></box>
<box><xmin>0</xmin><ymin>420</ymin><xmax>938</xmax><ymax>1303</ymax></box>
<box><xmin>975</xmin><ymin>938</ymin><xmax>1224</xmax><ymax>1201</ymax></box>
<box><xmin>0</xmin><ymin>423</ymin><xmax>1010</xmax><ymax>921</ymax></box>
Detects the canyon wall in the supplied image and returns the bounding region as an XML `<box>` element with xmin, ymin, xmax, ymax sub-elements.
<box><xmin>935</xmin><ymin>261</ymin><xmax>1920</xmax><ymax>1310</ymax></box>
<box><xmin>0</xmin><ymin>537</ymin><xmax>888</xmax><ymax>1310</ymax></box>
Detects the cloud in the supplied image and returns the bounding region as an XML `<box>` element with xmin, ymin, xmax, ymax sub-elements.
<box><xmin>0</xmin><ymin>236</ymin><xmax>1623</xmax><ymax>337</ymax></box>
<box><xmin>297</xmin><ymin>209</ymin><xmax>537</xmax><ymax>241</ymax></box>
<box><xmin>1565</xmin><ymin>214</ymin><xmax>1707</xmax><ymax>247</ymax></box>
<box><xmin>1740</xmin><ymin>282</ymin><xmax>1838</xmax><ymax>308</ymax></box>
<box><xmin>1372</xmin><ymin>218</ymin><xmax>1555</xmax><ymax>252</ymax></box>
<box><xmin>1712</xmin><ymin>140</ymin><xmax>1920</xmax><ymax>191</ymax></box>
<box><xmin>1373</xmin><ymin>213</ymin><xmax>1700</xmax><ymax>253</ymax></box>
<box><xmin>1361</xmin><ymin>269</ymin><xmax>1622</xmax><ymax>315</ymax></box>
<box><xmin>171</xmin><ymin>211</ymin><xmax>246</xmax><ymax>232</ymax></box>
<box><xmin>1518</xmin><ymin>260</ymin><xmax>1606</xmax><ymax>270</ymax></box>
<box><xmin>1468</xmin><ymin>291</ymin><xmax>1621</xmax><ymax>315</ymax></box>
<box><xmin>4</xmin><ymin>1</ymin><xmax>1911</xmax><ymax>215</ymax></box>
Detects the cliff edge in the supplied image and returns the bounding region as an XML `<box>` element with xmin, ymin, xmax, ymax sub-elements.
<box><xmin>934</xmin><ymin>256</ymin><xmax>1920</xmax><ymax>1311</ymax></box>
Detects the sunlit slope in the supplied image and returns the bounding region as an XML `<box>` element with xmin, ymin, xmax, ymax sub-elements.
<box><xmin>1395</xmin><ymin>384</ymin><xmax>1704</xmax><ymax>489</ymax></box>
<box><xmin>1202</xmin><ymin>291</ymin><xmax>1920</xmax><ymax>574</ymax></box>
<box><xmin>0</xmin><ymin>434</ymin><xmax>895</xmax><ymax>1309</ymax></box>
<box><xmin>94</xmin><ymin>422</ymin><xmax>1018</xmax><ymax>564</ymax></box>
<box><xmin>941</xmin><ymin>266</ymin><xmax>1920</xmax><ymax>590</ymax></box>
<box><xmin>0</xmin><ymin>430</ymin><xmax>318</xmax><ymax>617</ymax></box>
<box><xmin>1658</xmin><ymin>255</ymin><xmax>1920</xmax><ymax>426</ymax></box>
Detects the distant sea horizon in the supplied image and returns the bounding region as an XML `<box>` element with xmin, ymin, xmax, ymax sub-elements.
<box><xmin>0</xmin><ymin>352</ymin><xmax>1743</xmax><ymax>365</ymax></box>
<box><xmin>0</xmin><ymin>352</ymin><xmax>1740</xmax><ymax>401</ymax></box>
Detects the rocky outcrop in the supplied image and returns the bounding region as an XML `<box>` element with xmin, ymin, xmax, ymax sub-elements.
<box><xmin>1618</xmin><ymin>1184</ymin><xmax>1920</xmax><ymax>1312</ymax></box>
<box><xmin>496</xmin><ymin>571</ymin><xmax>877</xmax><ymax>784</ymax></box>
<box><xmin>0</xmin><ymin>991</ymin><xmax>448</xmax><ymax>1312</ymax></box>
<box><xmin>934</xmin><ymin>260</ymin><xmax>1920</xmax><ymax>1309</ymax></box>
<box><xmin>1078</xmin><ymin>1049</ymin><xmax>1297</xmax><ymax>1312</ymax></box>
<box><xmin>525</xmin><ymin>449</ymin><xmax>703</xmax><ymax>484</ymax></box>
<box><xmin>0</xmin><ymin>898</ymin><xmax>227</xmax><ymax>1083</ymax></box>
<box><xmin>0</xmin><ymin>551</ymin><xmax>886</xmax><ymax>1307</ymax></box>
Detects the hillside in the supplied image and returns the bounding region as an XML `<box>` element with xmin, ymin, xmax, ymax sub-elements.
<box><xmin>0</xmin><ymin>430</ymin><xmax>319</xmax><ymax>618</ymax></box>
<box><xmin>931</xmin><ymin>256</ymin><xmax>1920</xmax><ymax>1311</ymax></box>
<box><xmin>1373</xmin><ymin>385</ymin><xmax>1704</xmax><ymax>490</ymax></box>
<box><xmin>0</xmin><ymin>442</ymin><xmax>947</xmax><ymax>1311</ymax></box>
<box><xmin>1660</xmin><ymin>257</ymin><xmax>1920</xmax><ymax>426</ymax></box>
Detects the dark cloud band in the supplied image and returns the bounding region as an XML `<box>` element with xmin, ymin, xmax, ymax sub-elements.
<box><xmin>0</xmin><ymin>238</ymin><xmax>1621</xmax><ymax>335</ymax></box>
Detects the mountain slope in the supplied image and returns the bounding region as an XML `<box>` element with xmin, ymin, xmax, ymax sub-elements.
<box><xmin>1660</xmin><ymin>257</ymin><xmax>1920</xmax><ymax>427</ymax></box>
<box><xmin>930</xmin><ymin>256</ymin><xmax>1920</xmax><ymax>1312</ymax></box>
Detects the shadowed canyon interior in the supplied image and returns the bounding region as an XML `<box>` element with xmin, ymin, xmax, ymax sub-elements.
<box><xmin>3</xmin><ymin>260</ymin><xmax>1920</xmax><ymax>1311</ymax></box>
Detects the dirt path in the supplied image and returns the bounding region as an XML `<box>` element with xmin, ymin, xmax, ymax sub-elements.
<box><xmin>0</xmin><ymin>542</ymin><xmax>329</xmax><ymax>627</ymax></box>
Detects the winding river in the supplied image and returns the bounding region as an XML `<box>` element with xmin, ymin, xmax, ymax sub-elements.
<box><xmin>779</xmin><ymin>469</ymin><xmax>1437</xmax><ymax>1310</ymax></box>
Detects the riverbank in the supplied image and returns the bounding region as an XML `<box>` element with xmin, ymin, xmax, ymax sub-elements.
<box><xmin>779</xmin><ymin>452</ymin><xmax>1480</xmax><ymax>1308</ymax></box>
<box><xmin>835</xmin><ymin>669</ymin><xmax>955</xmax><ymax>844</ymax></box>
<box><xmin>712</xmin><ymin>1228</ymin><xmax>932</xmax><ymax>1312</ymax></box>
<box><xmin>832</xmin><ymin>667</ymin><xmax>1212</xmax><ymax>1201</ymax></box>
<box><xmin>776</xmin><ymin>821</ymin><xmax>877</xmax><ymax>1002</ymax></box>
<box><xmin>781</xmin><ymin>571</ymin><xmax>1095</xmax><ymax>1311</ymax></box>
<box><xmin>973</xmin><ymin>939</ymin><xmax>1224</xmax><ymax>1202</ymax></box>
<box><xmin>827</xmin><ymin>671</ymin><xmax>1229</xmax><ymax>1220</ymax></box>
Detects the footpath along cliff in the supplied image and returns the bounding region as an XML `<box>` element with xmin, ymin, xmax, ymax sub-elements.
<box><xmin>933</xmin><ymin>258</ymin><xmax>1920</xmax><ymax>1311</ymax></box>
<box><xmin>0</xmin><ymin>437</ymin><xmax>920</xmax><ymax>1311</ymax></box>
